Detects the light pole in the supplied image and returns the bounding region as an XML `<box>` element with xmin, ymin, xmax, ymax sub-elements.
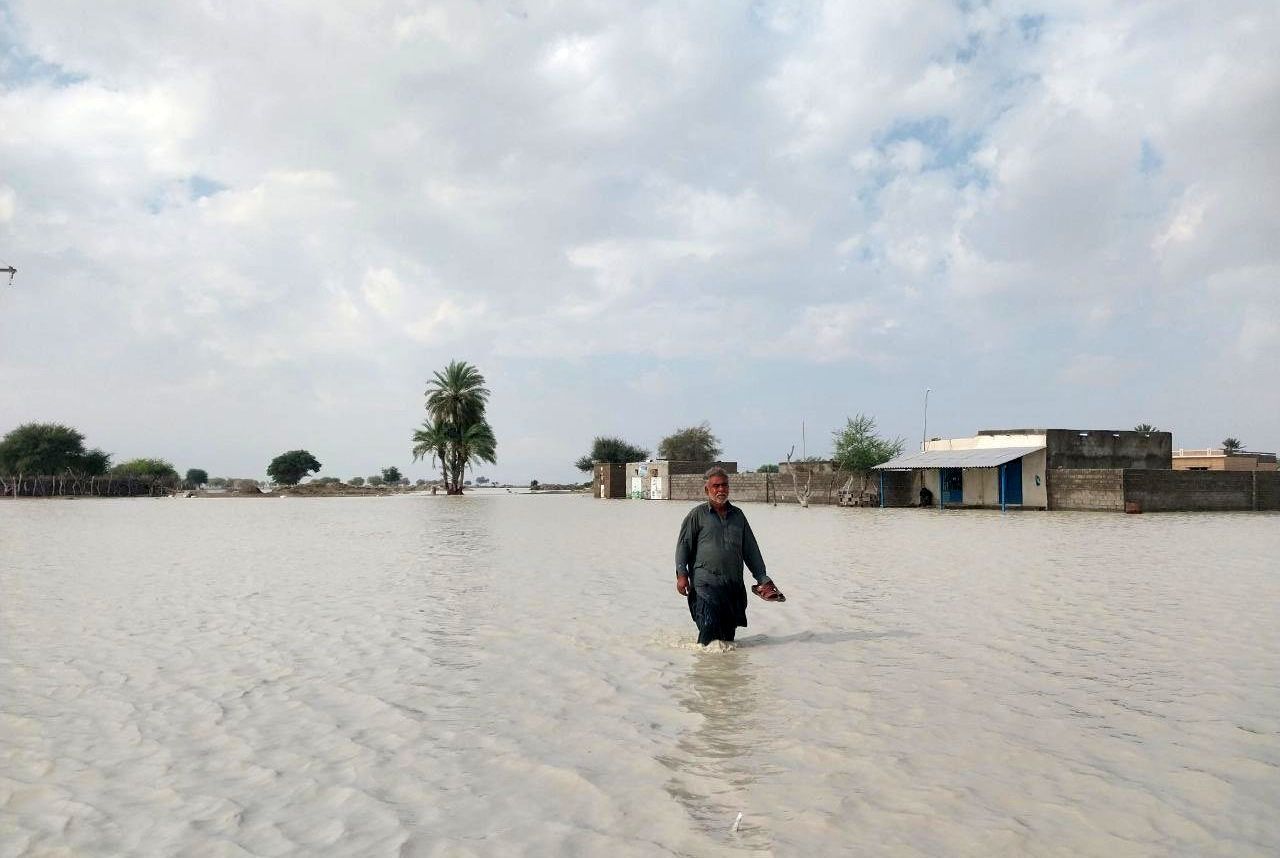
<box><xmin>921</xmin><ymin>388</ymin><xmax>931</xmax><ymax>451</ymax></box>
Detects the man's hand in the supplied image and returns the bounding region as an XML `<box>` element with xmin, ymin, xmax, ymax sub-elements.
<box><xmin>676</xmin><ymin>573</ymin><xmax>690</xmax><ymax>596</ymax></box>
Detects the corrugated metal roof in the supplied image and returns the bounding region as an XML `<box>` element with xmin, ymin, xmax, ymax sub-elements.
<box><xmin>872</xmin><ymin>446</ymin><xmax>1044</xmax><ymax>470</ymax></box>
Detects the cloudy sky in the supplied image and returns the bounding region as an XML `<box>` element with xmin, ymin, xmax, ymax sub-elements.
<box><xmin>1</xmin><ymin>1</ymin><xmax>1276</xmax><ymax>483</ymax></box>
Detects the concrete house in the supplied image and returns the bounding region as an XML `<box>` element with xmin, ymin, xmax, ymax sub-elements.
<box><xmin>873</xmin><ymin>429</ymin><xmax>1172</xmax><ymax>510</ymax></box>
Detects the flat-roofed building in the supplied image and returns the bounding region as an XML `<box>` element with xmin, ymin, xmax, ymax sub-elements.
<box><xmin>1172</xmin><ymin>449</ymin><xmax>1277</xmax><ymax>471</ymax></box>
<box><xmin>873</xmin><ymin>428</ymin><xmax>1173</xmax><ymax>510</ymax></box>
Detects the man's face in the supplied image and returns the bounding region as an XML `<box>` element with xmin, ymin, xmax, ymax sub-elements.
<box><xmin>705</xmin><ymin>476</ymin><xmax>729</xmax><ymax>506</ymax></box>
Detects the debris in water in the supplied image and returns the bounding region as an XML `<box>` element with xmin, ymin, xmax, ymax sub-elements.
<box><xmin>732</xmin><ymin>812</ymin><xmax>743</xmax><ymax>833</ymax></box>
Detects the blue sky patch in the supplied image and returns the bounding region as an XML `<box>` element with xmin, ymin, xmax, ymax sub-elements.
<box><xmin>189</xmin><ymin>175</ymin><xmax>228</xmax><ymax>200</ymax></box>
<box><xmin>1139</xmin><ymin>139</ymin><xmax>1163</xmax><ymax>174</ymax></box>
<box><xmin>0</xmin><ymin>7</ymin><xmax>85</xmax><ymax>88</ymax></box>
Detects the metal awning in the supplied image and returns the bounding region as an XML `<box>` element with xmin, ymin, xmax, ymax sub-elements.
<box><xmin>872</xmin><ymin>446</ymin><xmax>1044</xmax><ymax>470</ymax></box>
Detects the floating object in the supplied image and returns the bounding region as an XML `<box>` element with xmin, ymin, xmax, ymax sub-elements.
<box><xmin>732</xmin><ymin>812</ymin><xmax>742</xmax><ymax>833</ymax></box>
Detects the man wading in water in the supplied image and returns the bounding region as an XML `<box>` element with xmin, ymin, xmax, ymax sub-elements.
<box><xmin>675</xmin><ymin>467</ymin><xmax>785</xmax><ymax>645</ymax></box>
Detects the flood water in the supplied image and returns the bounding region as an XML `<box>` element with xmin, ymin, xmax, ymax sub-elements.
<box><xmin>2</xmin><ymin>493</ymin><xmax>1278</xmax><ymax>856</ymax></box>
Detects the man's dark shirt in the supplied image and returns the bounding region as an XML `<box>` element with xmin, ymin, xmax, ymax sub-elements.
<box><xmin>675</xmin><ymin>501</ymin><xmax>771</xmax><ymax>585</ymax></box>
<box><xmin>675</xmin><ymin>501</ymin><xmax>771</xmax><ymax>636</ymax></box>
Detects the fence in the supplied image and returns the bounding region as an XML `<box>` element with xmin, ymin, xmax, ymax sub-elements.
<box><xmin>0</xmin><ymin>474</ymin><xmax>178</xmax><ymax>498</ymax></box>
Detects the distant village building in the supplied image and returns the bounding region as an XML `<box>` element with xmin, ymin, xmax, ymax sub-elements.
<box><xmin>1171</xmin><ymin>448</ymin><xmax>1277</xmax><ymax>472</ymax></box>
<box><xmin>874</xmin><ymin>428</ymin><xmax>1173</xmax><ymax>510</ymax></box>
<box><xmin>592</xmin><ymin>462</ymin><xmax>628</xmax><ymax>498</ymax></box>
<box><xmin>625</xmin><ymin>460</ymin><xmax>737</xmax><ymax>499</ymax></box>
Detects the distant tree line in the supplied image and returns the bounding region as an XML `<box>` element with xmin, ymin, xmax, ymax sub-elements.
<box><xmin>0</xmin><ymin>422</ymin><xmax>438</xmax><ymax>498</ymax></box>
<box><xmin>0</xmin><ymin>423</ymin><xmax>188</xmax><ymax>497</ymax></box>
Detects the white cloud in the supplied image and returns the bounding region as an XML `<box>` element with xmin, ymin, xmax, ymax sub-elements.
<box><xmin>2</xmin><ymin>0</ymin><xmax>1277</xmax><ymax>479</ymax></box>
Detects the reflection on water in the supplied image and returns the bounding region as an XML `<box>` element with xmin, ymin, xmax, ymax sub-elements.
<box><xmin>1</xmin><ymin>496</ymin><xmax>1278</xmax><ymax>856</ymax></box>
<box><xmin>660</xmin><ymin>651</ymin><xmax>773</xmax><ymax>850</ymax></box>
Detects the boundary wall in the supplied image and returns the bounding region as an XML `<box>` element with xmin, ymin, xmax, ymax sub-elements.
<box><xmin>1047</xmin><ymin>469</ymin><xmax>1125</xmax><ymax>511</ymax></box>
<box><xmin>670</xmin><ymin>472</ymin><xmax>846</xmax><ymax>504</ymax></box>
<box><xmin>669</xmin><ymin>471</ymin><xmax>914</xmax><ymax>506</ymax></box>
<box><xmin>1048</xmin><ymin>469</ymin><xmax>1280</xmax><ymax>511</ymax></box>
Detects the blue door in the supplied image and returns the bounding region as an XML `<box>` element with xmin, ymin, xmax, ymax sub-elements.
<box><xmin>999</xmin><ymin>459</ymin><xmax>1023</xmax><ymax>505</ymax></box>
<box><xmin>941</xmin><ymin>468</ymin><xmax>963</xmax><ymax>504</ymax></box>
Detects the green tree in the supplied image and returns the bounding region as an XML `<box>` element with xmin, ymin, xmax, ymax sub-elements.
<box><xmin>657</xmin><ymin>422</ymin><xmax>722</xmax><ymax>462</ymax></box>
<box><xmin>0</xmin><ymin>422</ymin><xmax>111</xmax><ymax>475</ymax></box>
<box><xmin>476</xmin><ymin>476</ymin><xmax>490</xmax><ymax>485</ymax></box>
<box><xmin>1222</xmin><ymin>437</ymin><xmax>1243</xmax><ymax>454</ymax></box>
<box><xmin>209</xmin><ymin>477</ymin><xmax>228</xmax><ymax>488</ymax></box>
<box><xmin>412</xmin><ymin>418</ymin><xmax>452</xmax><ymax>490</ymax></box>
<box><xmin>113</xmin><ymin>458</ymin><xmax>180</xmax><ymax>484</ymax></box>
<box><xmin>368</xmin><ymin>475</ymin><xmax>385</xmax><ymax>487</ymax></box>
<box><xmin>267</xmin><ymin>450</ymin><xmax>322</xmax><ymax>485</ymax></box>
<box><xmin>382</xmin><ymin>466</ymin><xmax>403</xmax><ymax>484</ymax></box>
<box><xmin>1134</xmin><ymin>423</ymin><xmax>1158</xmax><ymax>433</ymax></box>
<box><xmin>574</xmin><ymin>436</ymin><xmax>650</xmax><ymax>472</ymax></box>
<box><xmin>456</xmin><ymin>420</ymin><xmax>497</xmax><ymax>487</ymax></box>
<box><xmin>832</xmin><ymin>414</ymin><xmax>906</xmax><ymax>494</ymax></box>
<box><xmin>757</xmin><ymin>463</ymin><xmax>780</xmax><ymax>473</ymax></box>
<box><xmin>529</xmin><ymin>479</ymin><xmax>540</xmax><ymax>491</ymax></box>
<box><xmin>414</xmin><ymin>360</ymin><xmax>497</xmax><ymax>494</ymax></box>
<box><xmin>185</xmin><ymin>468</ymin><xmax>208</xmax><ymax>488</ymax></box>
<box><xmin>349</xmin><ymin>477</ymin><xmax>365</xmax><ymax>487</ymax></box>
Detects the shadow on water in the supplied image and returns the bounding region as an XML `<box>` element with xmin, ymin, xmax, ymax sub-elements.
<box><xmin>657</xmin><ymin>652</ymin><xmax>775</xmax><ymax>852</ymax></box>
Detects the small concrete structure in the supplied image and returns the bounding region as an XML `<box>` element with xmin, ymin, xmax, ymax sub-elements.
<box><xmin>1171</xmin><ymin>449</ymin><xmax>1277</xmax><ymax>472</ymax></box>
<box><xmin>592</xmin><ymin>462</ymin><xmax>628</xmax><ymax>498</ymax></box>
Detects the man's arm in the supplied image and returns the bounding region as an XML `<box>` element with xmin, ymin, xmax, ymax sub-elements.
<box><xmin>675</xmin><ymin>510</ymin><xmax>697</xmax><ymax>595</ymax></box>
<box><xmin>741</xmin><ymin>518</ymin><xmax>771</xmax><ymax>586</ymax></box>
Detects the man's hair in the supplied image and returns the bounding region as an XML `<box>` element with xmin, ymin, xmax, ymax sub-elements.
<box><xmin>704</xmin><ymin>466</ymin><xmax>728</xmax><ymax>482</ymax></box>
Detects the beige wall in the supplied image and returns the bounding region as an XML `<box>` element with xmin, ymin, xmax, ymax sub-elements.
<box><xmin>913</xmin><ymin>449</ymin><xmax>1047</xmax><ymax>509</ymax></box>
<box><xmin>924</xmin><ymin>433</ymin><xmax>1046</xmax><ymax>452</ymax></box>
<box><xmin>1172</xmin><ymin>453</ymin><xmax>1277</xmax><ymax>472</ymax></box>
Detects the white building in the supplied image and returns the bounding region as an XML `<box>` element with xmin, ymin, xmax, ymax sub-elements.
<box><xmin>874</xmin><ymin>431</ymin><xmax>1048</xmax><ymax>509</ymax></box>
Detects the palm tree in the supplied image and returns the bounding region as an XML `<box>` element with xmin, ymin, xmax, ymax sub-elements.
<box><xmin>454</xmin><ymin>420</ymin><xmax>497</xmax><ymax>489</ymax></box>
<box><xmin>412</xmin><ymin>419</ymin><xmax>452</xmax><ymax>488</ymax></box>
<box><xmin>426</xmin><ymin>360</ymin><xmax>489</xmax><ymax>428</ymax></box>
<box><xmin>1222</xmin><ymin>437</ymin><xmax>1243</xmax><ymax>455</ymax></box>
<box><xmin>418</xmin><ymin>361</ymin><xmax>496</xmax><ymax>493</ymax></box>
<box><xmin>1134</xmin><ymin>423</ymin><xmax>1158</xmax><ymax>433</ymax></box>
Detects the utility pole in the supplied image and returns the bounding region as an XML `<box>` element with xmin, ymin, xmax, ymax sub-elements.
<box><xmin>921</xmin><ymin>388</ymin><xmax>931</xmax><ymax>451</ymax></box>
<box><xmin>1</xmin><ymin>266</ymin><xmax>14</xmax><ymax>286</ymax></box>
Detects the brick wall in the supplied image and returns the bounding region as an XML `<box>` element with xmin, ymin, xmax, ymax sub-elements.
<box><xmin>668</xmin><ymin>470</ymin><xmax>915</xmax><ymax>506</ymax></box>
<box><xmin>1256</xmin><ymin>472</ymin><xmax>1280</xmax><ymax>511</ymax></box>
<box><xmin>1125</xmin><ymin>470</ymin><xmax>1253</xmax><ymax>512</ymax></box>
<box><xmin>670</xmin><ymin>472</ymin><xmax>848</xmax><ymax>504</ymax></box>
<box><xmin>664</xmin><ymin>467</ymin><xmax>1280</xmax><ymax>511</ymax></box>
<box><xmin>1047</xmin><ymin>469</ymin><xmax>1124</xmax><ymax>511</ymax></box>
